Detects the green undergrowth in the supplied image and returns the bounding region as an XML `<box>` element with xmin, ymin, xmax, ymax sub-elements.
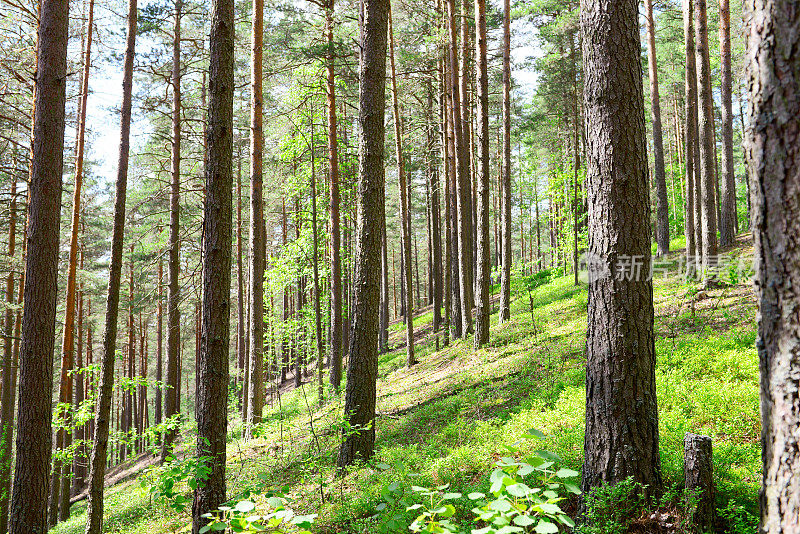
<box><xmin>53</xmin><ymin>244</ymin><xmax>760</xmax><ymax>534</ymax></box>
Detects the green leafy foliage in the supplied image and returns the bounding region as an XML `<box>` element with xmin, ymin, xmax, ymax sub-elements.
<box><xmin>200</xmin><ymin>496</ymin><xmax>316</xmax><ymax>534</ymax></box>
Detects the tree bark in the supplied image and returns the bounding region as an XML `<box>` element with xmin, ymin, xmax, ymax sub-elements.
<box><xmin>580</xmin><ymin>0</ymin><xmax>662</xmax><ymax>497</ymax></box>
<box><xmin>684</xmin><ymin>433</ymin><xmax>714</xmax><ymax>532</ymax></box>
<box><xmin>388</xmin><ymin>5</ymin><xmax>415</xmax><ymax>367</ymax></box>
<box><xmin>162</xmin><ymin>0</ymin><xmax>182</xmax><ymax>463</ymax></box>
<box><xmin>473</xmin><ymin>0</ymin><xmax>490</xmax><ymax>347</ymax></box>
<box><xmin>694</xmin><ymin>0</ymin><xmax>718</xmax><ymax>279</ymax></box>
<box><xmin>338</xmin><ymin>0</ymin><xmax>388</xmax><ymax>467</ymax></box>
<box><xmin>246</xmin><ymin>0</ymin><xmax>265</xmax><ymax>435</ymax></box>
<box><xmin>327</xmin><ymin>0</ymin><xmax>343</xmax><ymax>392</ymax></box>
<box><xmin>498</xmin><ymin>0</ymin><xmax>512</xmax><ymax>323</ymax></box>
<box><xmin>717</xmin><ymin>0</ymin><xmax>736</xmax><ymax>247</ymax></box>
<box><xmin>192</xmin><ymin>0</ymin><xmax>234</xmax><ymax>527</ymax></box>
<box><xmin>9</xmin><ymin>0</ymin><xmax>69</xmax><ymax>529</ymax></box>
<box><xmin>745</xmin><ymin>1</ymin><xmax>800</xmax><ymax>530</ymax></box>
<box><xmin>684</xmin><ymin>0</ymin><xmax>699</xmax><ymax>277</ymax></box>
<box><xmin>645</xmin><ymin>0</ymin><xmax>669</xmax><ymax>256</ymax></box>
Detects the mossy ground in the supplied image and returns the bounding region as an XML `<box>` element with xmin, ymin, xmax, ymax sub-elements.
<box><xmin>53</xmin><ymin>238</ymin><xmax>760</xmax><ymax>533</ymax></box>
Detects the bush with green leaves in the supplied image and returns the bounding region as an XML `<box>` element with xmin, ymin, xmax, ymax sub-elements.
<box><xmin>200</xmin><ymin>496</ymin><xmax>316</xmax><ymax>534</ymax></box>
<box><xmin>574</xmin><ymin>477</ymin><xmax>646</xmax><ymax>534</ymax></box>
<box><xmin>141</xmin><ymin>453</ymin><xmax>212</xmax><ymax>512</ymax></box>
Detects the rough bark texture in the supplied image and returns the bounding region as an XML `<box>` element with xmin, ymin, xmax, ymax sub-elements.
<box><xmin>683</xmin><ymin>0</ymin><xmax>699</xmax><ymax>276</ymax></box>
<box><xmin>338</xmin><ymin>0</ymin><xmax>388</xmax><ymax>467</ymax></box>
<box><xmin>745</xmin><ymin>1</ymin><xmax>800</xmax><ymax>530</ymax></box>
<box><xmin>684</xmin><ymin>433</ymin><xmax>713</xmax><ymax>532</ymax></box>
<box><xmin>83</xmin><ymin>2</ymin><xmax>136</xmax><ymax>531</ymax></box>
<box><xmin>473</xmin><ymin>0</ymin><xmax>490</xmax><ymax>347</ymax></box>
<box><xmin>192</xmin><ymin>0</ymin><xmax>234</xmax><ymax>527</ymax></box>
<box><xmin>580</xmin><ymin>0</ymin><xmax>662</xmax><ymax>497</ymax></box>
<box><xmin>645</xmin><ymin>0</ymin><xmax>669</xmax><ymax>256</ymax></box>
<box><xmin>718</xmin><ymin>0</ymin><xmax>736</xmax><ymax>247</ymax></box>
<box><xmin>246</xmin><ymin>0</ymin><xmax>265</xmax><ymax>434</ymax></box>
<box><xmin>10</xmin><ymin>0</ymin><xmax>69</xmax><ymax>530</ymax></box>
<box><xmin>694</xmin><ymin>0</ymin><xmax>718</xmax><ymax>277</ymax></box>
<box><xmin>388</xmin><ymin>6</ymin><xmax>415</xmax><ymax>367</ymax></box>
<box><xmin>327</xmin><ymin>0</ymin><xmax>343</xmax><ymax>391</ymax></box>
<box><xmin>498</xmin><ymin>0</ymin><xmax>512</xmax><ymax>323</ymax></box>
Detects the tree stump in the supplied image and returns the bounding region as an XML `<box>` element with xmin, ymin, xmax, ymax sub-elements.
<box><xmin>684</xmin><ymin>433</ymin><xmax>713</xmax><ymax>532</ymax></box>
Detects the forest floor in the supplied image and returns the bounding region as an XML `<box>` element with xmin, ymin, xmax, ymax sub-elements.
<box><xmin>52</xmin><ymin>236</ymin><xmax>761</xmax><ymax>534</ymax></box>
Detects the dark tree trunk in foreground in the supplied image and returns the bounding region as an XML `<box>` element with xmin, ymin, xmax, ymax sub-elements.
<box><xmin>718</xmin><ymin>0</ymin><xmax>736</xmax><ymax>247</ymax></box>
<box><xmin>83</xmin><ymin>1</ymin><xmax>136</xmax><ymax>532</ymax></box>
<box><xmin>694</xmin><ymin>0</ymin><xmax>718</xmax><ymax>278</ymax></box>
<box><xmin>645</xmin><ymin>0</ymin><xmax>669</xmax><ymax>256</ymax></box>
<box><xmin>473</xmin><ymin>0</ymin><xmax>490</xmax><ymax>347</ymax></box>
<box><xmin>192</xmin><ymin>0</ymin><xmax>233</xmax><ymax>529</ymax></box>
<box><xmin>162</xmin><ymin>0</ymin><xmax>182</xmax><ymax>463</ymax></box>
<box><xmin>746</xmin><ymin>1</ymin><xmax>800</xmax><ymax>530</ymax></box>
<box><xmin>338</xmin><ymin>0</ymin><xmax>389</xmax><ymax>467</ymax></box>
<box><xmin>246</xmin><ymin>0</ymin><xmax>265</xmax><ymax>435</ymax></box>
<box><xmin>498</xmin><ymin>0</ymin><xmax>512</xmax><ymax>323</ymax></box>
<box><xmin>580</xmin><ymin>0</ymin><xmax>662</xmax><ymax>497</ymax></box>
<box><xmin>10</xmin><ymin>0</ymin><xmax>70</xmax><ymax>530</ymax></box>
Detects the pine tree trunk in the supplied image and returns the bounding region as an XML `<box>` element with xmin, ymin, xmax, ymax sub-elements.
<box><xmin>327</xmin><ymin>0</ymin><xmax>343</xmax><ymax>391</ymax></box>
<box><xmin>745</xmin><ymin>1</ymin><xmax>800</xmax><ymax>530</ymax></box>
<box><xmin>717</xmin><ymin>0</ymin><xmax>736</xmax><ymax>247</ymax></box>
<box><xmin>246</xmin><ymin>0</ymin><xmax>265</xmax><ymax>434</ymax></box>
<box><xmin>9</xmin><ymin>0</ymin><xmax>69</xmax><ymax>529</ymax></box>
<box><xmin>192</xmin><ymin>0</ymin><xmax>233</xmax><ymax>527</ymax></box>
<box><xmin>473</xmin><ymin>0</ymin><xmax>490</xmax><ymax>347</ymax></box>
<box><xmin>389</xmin><ymin>6</ymin><xmax>415</xmax><ymax>367</ymax></box>
<box><xmin>155</xmin><ymin>255</ymin><xmax>163</xmax><ymax>428</ymax></box>
<box><xmin>499</xmin><ymin>0</ymin><xmax>512</xmax><ymax>323</ymax></box>
<box><xmin>162</xmin><ymin>0</ymin><xmax>182</xmax><ymax>462</ymax></box>
<box><xmin>694</xmin><ymin>0</ymin><xmax>718</xmax><ymax>279</ymax></box>
<box><xmin>338</xmin><ymin>0</ymin><xmax>389</xmax><ymax>467</ymax></box>
<box><xmin>236</xmin><ymin>157</ymin><xmax>245</xmax><ymax>417</ymax></box>
<box><xmin>580</xmin><ymin>0</ymin><xmax>662</xmax><ymax>497</ymax></box>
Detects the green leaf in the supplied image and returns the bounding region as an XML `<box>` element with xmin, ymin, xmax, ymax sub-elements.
<box><xmin>442</xmin><ymin>492</ymin><xmax>462</xmax><ymax>500</ymax></box>
<box><xmin>534</xmin><ymin>520</ymin><xmax>559</xmax><ymax>533</ymax></box>
<box><xmin>376</xmin><ymin>463</ymin><xmax>392</xmax><ymax>470</ymax></box>
<box><xmin>376</xmin><ymin>503</ymin><xmax>387</xmax><ymax>511</ymax></box>
<box><xmin>210</xmin><ymin>521</ymin><xmax>227</xmax><ymax>531</ymax></box>
<box><xmin>235</xmin><ymin>500</ymin><xmax>256</xmax><ymax>513</ymax></box>
<box><xmin>406</xmin><ymin>504</ymin><xmax>423</xmax><ymax>511</ymax></box>
<box><xmin>558</xmin><ymin>514</ymin><xmax>576</xmax><ymax>527</ymax></box>
<box><xmin>523</xmin><ymin>428</ymin><xmax>546</xmax><ymax>439</ymax></box>
<box><xmin>507</xmin><ymin>483</ymin><xmax>533</xmax><ymax>498</ymax></box>
<box><xmin>513</xmin><ymin>515</ymin><xmax>536</xmax><ymax>526</ymax></box>
<box><xmin>468</xmin><ymin>492</ymin><xmax>486</xmax><ymax>500</ymax></box>
<box><xmin>555</xmin><ymin>468</ymin><xmax>579</xmax><ymax>478</ymax></box>
<box><xmin>489</xmin><ymin>499</ymin><xmax>512</xmax><ymax>512</ymax></box>
<box><xmin>563</xmin><ymin>481</ymin><xmax>581</xmax><ymax>494</ymax></box>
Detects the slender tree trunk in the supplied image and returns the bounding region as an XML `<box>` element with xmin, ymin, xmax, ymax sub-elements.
<box><xmin>684</xmin><ymin>0</ymin><xmax>699</xmax><ymax>277</ymax></box>
<box><xmin>498</xmin><ymin>0</ymin><xmax>512</xmax><ymax>323</ymax></box>
<box><xmin>309</xmin><ymin>119</ymin><xmax>324</xmax><ymax>407</ymax></box>
<box><xmin>0</xmin><ymin>176</ymin><xmax>18</xmax><ymax>534</ymax></box>
<box><xmin>379</xmin><ymin>216</ymin><xmax>389</xmax><ymax>353</ymax></box>
<box><xmin>388</xmin><ymin>6</ymin><xmax>415</xmax><ymax>367</ymax></box>
<box><xmin>717</xmin><ymin>0</ymin><xmax>736</xmax><ymax>247</ymax></box>
<box><xmin>327</xmin><ymin>0</ymin><xmax>343</xmax><ymax>392</ymax></box>
<box><xmin>192</xmin><ymin>0</ymin><xmax>234</xmax><ymax>527</ymax></box>
<box><xmin>746</xmin><ymin>2</ymin><xmax>800</xmax><ymax>530</ymax></box>
<box><xmin>645</xmin><ymin>0</ymin><xmax>670</xmax><ymax>256</ymax></box>
<box><xmin>9</xmin><ymin>0</ymin><xmax>69</xmax><ymax>529</ymax></box>
<box><xmin>581</xmin><ymin>0</ymin><xmax>662</xmax><ymax>496</ymax></box>
<box><xmin>236</xmin><ymin>156</ymin><xmax>245</xmax><ymax>417</ymax></box>
<box><xmin>155</xmin><ymin>254</ymin><xmax>163</xmax><ymax>428</ymax></box>
<box><xmin>82</xmin><ymin>0</ymin><xmax>134</xmax><ymax>529</ymax></box>
<box><xmin>338</xmin><ymin>0</ymin><xmax>388</xmax><ymax>467</ymax></box>
<box><xmin>246</xmin><ymin>0</ymin><xmax>265</xmax><ymax>436</ymax></box>
<box><xmin>443</xmin><ymin>34</ymin><xmax>462</xmax><ymax>339</ymax></box>
<box><xmin>473</xmin><ymin>0</ymin><xmax>490</xmax><ymax>347</ymax></box>
<box><xmin>428</xmin><ymin>84</ymin><xmax>443</xmax><ymax>346</ymax></box>
<box><xmin>162</xmin><ymin>0</ymin><xmax>182</xmax><ymax>463</ymax></box>
<box><xmin>694</xmin><ymin>0</ymin><xmax>718</xmax><ymax>279</ymax></box>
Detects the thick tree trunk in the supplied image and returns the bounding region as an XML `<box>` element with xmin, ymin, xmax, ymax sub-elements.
<box><xmin>192</xmin><ymin>0</ymin><xmax>234</xmax><ymax>527</ymax></box>
<box><xmin>580</xmin><ymin>0</ymin><xmax>662</xmax><ymax>497</ymax></box>
<box><xmin>694</xmin><ymin>0</ymin><xmax>718</xmax><ymax>279</ymax></box>
<box><xmin>473</xmin><ymin>0</ymin><xmax>490</xmax><ymax>347</ymax></box>
<box><xmin>745</xmin><ymin>1</ymin><xmax>800</xmax><ymax>530</ymax></box>
<box><xmin>645</xmin><ymin>0</ymin><xmax>669</xmax><ymax>256</ymax></box>
<box><xmin>498</xmin><ymin>0</ymin><xmax>512</xmax><ymax>323</ymax></box>
<box><xmin>9</xmin><ymin>0</ymin><xmax>69</xmax><ymax>529</ymax></box>
<box><xmin>338</xmin><ymin>0</ymin><xmax>388</xmax><ymax>467</ymax></box>
<box><xmin>162</xmin><ymin>0</ymin><xmax>182</xmax><ymax>462</ymax></box>
<box><xmin>246</xmin><ymin>0</ymin><xmax>265</xmax><ymax>435</ymax></box>
<box><xmin>388</xmin><ymin>6</ymin><xmax>415</xmax><ymax>367</ymax></box>
<box><xmin>717</xmin><ymin>0</ymin><xmax>736</xmax><ymax>247</ymax></box>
